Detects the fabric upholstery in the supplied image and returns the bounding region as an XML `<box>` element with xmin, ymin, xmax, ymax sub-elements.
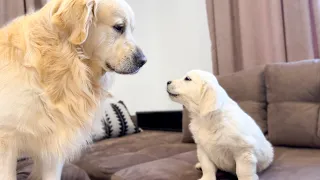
<box><xmin>206</xmin><ymin>0</ymin><xmax>320</xmax><ymax>75</ymax></box>
<box><xmin>75</xmin><ymin>131</ymin><xmax>196</xmax><ymax>180</ymax></box>
<box><xmin>0</xmin><ymin>0</ymin><xmax>25</xmax><ymax>27</ymax></box>
<box><xmin>111</xmin><ymin>151</ymin><xmax>237</xmax><ymax>180</ymax></box>
<box><xmin>266</xmin><ymin>59</ymin><xmax>320</xmax><ymax>147</ymax></box>
<box><xmin>182</xmin><ymin>66</ymin><xmax>267</xmax><ymax>143</ymax></box>
<box><xmin>219</xmin><ymin>66</ymin><xmax>267</xmax><ymax>133</ymax></box>
<box><xmin>17</xmin><ymin>158</ymin><xmax>90</xmax><ymax>180</ymax></box>
<box><xmin>260</xmin><ymin>147</ymin><xmax>320</xmax><ymax>180</ymax></box>
<box><xmin>25</xmin><ymin>0</ymin><xmax>48</xmax><ymax>13</ymax></box>
<box><xmin>112</xmin><ymin>147</ymin><xmax>320</xmax><ymax>180</ymax></box>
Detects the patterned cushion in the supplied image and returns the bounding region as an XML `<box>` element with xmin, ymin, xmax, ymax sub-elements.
<box><xmin>92</xmin><ymin>98</ymin><xmax>141</xmax><ymax>141</ymax></box>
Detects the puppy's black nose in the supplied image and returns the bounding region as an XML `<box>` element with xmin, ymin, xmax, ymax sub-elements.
<box><xmin>167</xmin><ymin>81</ymin><xmax>172</xmax><ymax>85</ymax></box>
<box><xmin>133</xmin><ymin>47</ymin><xmax>147</xmax><ymax>68</ymax></box>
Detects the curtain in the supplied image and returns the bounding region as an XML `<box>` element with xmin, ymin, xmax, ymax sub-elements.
<box><xmin>206</xmin><ymin>0</ymin><xmax>320</xmax><ymax>75</ymax></box>
<box><xmin>25</xmin><ymin>0</ymin><xmax>48</xmax><ymax>13</ymax></box>
<box><xmin>0</xmin><ymin>0</ymin><xmax>25</xmax><ymax>26</ymax></box>
<box><xmin>0</xmin><ymin>0</ymin><xmax>47</xmax><ymax>27</ymax></box>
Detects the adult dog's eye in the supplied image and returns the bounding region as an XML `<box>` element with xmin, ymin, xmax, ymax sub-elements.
<box><xmin>184</xmin><ymin>76</ymin><xmax>192</xmax><ymax>81</ymax></box>
<box><xmin>113</xmin><ymin>24</ymin><xmax>125</xmax><ymax>34</ymax></box>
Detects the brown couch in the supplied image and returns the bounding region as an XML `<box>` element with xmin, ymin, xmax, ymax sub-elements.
<box><xmin>17</xmin><ymin>59</ymin><xmax>320</xmax><ymax>180</ymax></box>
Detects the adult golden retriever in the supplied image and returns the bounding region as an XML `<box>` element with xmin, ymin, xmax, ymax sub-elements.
<box><xmin>0</xmin><ymin>0</ymin><xmax>146</xmax><ymax>179</ymax></box>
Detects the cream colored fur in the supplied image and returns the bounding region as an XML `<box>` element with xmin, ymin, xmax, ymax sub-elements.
<box><xmin>167</xmin><ymin>70</ymin><xmax>274</xmax><ymax>180</ymax></box>
<box><xmin>0</xmin><ymin>0</ymin><xmax>145</xmax><ymax>179</ymax></box>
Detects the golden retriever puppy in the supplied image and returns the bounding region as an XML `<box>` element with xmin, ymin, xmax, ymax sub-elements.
<box><xmin>167</xmin><ymin>70</ymin><xmax>273</xmax><ymax>180</ymax></box>
<box><xmin>0</xmin><ymin>0</ymin><xmax>146</xmax><ymax>179</ymax></box>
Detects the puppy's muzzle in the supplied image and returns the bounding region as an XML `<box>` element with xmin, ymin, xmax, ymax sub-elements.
<box><xmin>166</xmin><ymin>81</ymin><xmax>178</xmax><ymax>97</ymax></box>
<box><xmin>133</xmin><ymin>47</ymin><xmax>147</xmax><ymax>68</ymax></box>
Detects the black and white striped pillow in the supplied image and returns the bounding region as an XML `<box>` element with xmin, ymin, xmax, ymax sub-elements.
<box><xmin>92</xmin><ymin>99</ymin><xmax>142</xmax><ymax>141</ymax></box>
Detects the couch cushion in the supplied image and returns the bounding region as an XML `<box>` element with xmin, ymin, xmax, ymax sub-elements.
<box><xmin>17</xmin><ymin>158</ymin><xmax>90</xmax><ymax>180</ymax></box>
<box><xmin>111</xmin><ymin>147</ymin><xmax>320</xmax><ymax>180</ymax></box>
<box><xmin>75</xmin><ymin>131</ymin><xmax>196</xmax><ymax>180</ymax></box>
<box><xmin>260</xmin><ymin>147</ymin><xmax>320</xmax><ymax>180</ymax></box>
<box><xmin>111</xmin><ymin>151</ymin><xmax>237</xmax><ymax>180</ymax></box>
<box><xmin>266</xmin><ymin>59</ymin><xmax>320</xmax><ymax>147</ymax></box>
<box><xmin>182</xmin><ymin>66</ymin><xmax>267</xmax><ymax>143</ymax></box>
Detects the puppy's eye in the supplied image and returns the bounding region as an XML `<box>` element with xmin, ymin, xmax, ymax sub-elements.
<box><xmin>184</xmin><ymin>76</ymin><xmax>192</xmax><ymax>81</ymax></box>
<box><xmin>113</xmin><ymin>24</ymin><xmax>125</xmax><ymax>34</ymax></box>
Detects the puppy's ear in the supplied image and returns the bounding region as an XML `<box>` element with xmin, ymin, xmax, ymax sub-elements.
<box><xmin>199</xmin><ymin>82</ymin><xmax>215</xmax><ymax>117</ymax></box>
<box><xmin>51</xmin><ymin>0</ymin><xmax>96</xmax><ymax>45</ymax></box>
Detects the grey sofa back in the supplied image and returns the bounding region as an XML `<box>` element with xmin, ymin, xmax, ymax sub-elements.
<box><xmin>266</xmin><ymin>59</ymin><xmax>320</xmax><ymax>148</ymax></box>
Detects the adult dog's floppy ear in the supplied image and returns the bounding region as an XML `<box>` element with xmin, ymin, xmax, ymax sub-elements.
<box><xmin>51</xmin><ymin>0</ymin><xmax>96</xmax><ymax>45</ymax></box>
<box><xmin>199</xmin><ymin>82</ymin><xmax>215</xmax><ymax>117</ymax></box>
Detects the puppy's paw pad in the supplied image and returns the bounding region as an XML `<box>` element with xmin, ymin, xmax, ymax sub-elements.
<box><xmin>195</xmin><ymin>162</ymin><xmax>202</xmax><ymax>171</ymax></box>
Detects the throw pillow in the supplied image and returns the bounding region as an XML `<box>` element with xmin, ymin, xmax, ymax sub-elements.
<box><xmin>92</xmin><ymin>98</ymin><xmax>142</xmax><ymax>141</ymax></box>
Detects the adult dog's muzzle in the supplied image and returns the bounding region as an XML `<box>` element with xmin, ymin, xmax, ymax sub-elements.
<box><xmin>133</xmin><ymin>47</ymin><xmax>147</xmax><ymax>68</ymax></box>
<box><xmin>110</xmin><ymin>47</ymin><xmax>147</xmax><ymax>74</ymax></box>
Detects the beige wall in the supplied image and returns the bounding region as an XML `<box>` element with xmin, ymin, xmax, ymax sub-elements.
<box><xmin>111</xmin><ymin>0</ymin><xmax>212</xmax><ymax>114</ymax></box>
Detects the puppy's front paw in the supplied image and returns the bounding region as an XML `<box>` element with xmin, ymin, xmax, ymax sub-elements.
<box><xmin>195</xmin><ymin>162</ymin><xmax>202</xmax><ymax>171</ymax></box>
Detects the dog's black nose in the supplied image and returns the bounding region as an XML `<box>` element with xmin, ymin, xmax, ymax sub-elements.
<box><xmin>133</xmin><ymin>47</ymin><xmax>147</xmax><ymax>68</ymax></box>
<box><xmin>167</xmin><ymin>81</ymin><xmax>172</xmax><ymax>85</ymax></box>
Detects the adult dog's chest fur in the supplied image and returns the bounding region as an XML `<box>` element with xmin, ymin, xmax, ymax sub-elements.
<box><xmin>0</xmin><ymin>58</ymin><xmax>100</xmax><ymax>158</ymax></box>
<box><xmin>189</xmin><ymin>118</ymin><xmax>236</xmax><ymax>172</ymax></box>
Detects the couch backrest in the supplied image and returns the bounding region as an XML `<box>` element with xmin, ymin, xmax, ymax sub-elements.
<box><xmin>266</xmin><ymin>59</ymin><xmax>320</xmax><ymax>148</ymax></box>
<box><xmin>218</xmin><ymin>66</ymin><xmax>267</xmax><ymax>134</ymax></box>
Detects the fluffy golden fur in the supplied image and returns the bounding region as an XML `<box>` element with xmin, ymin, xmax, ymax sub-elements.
<box><xmin>0</xmin><ymin>0</ymin><xmax>146</xmax><ymax>179</ymax></box>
